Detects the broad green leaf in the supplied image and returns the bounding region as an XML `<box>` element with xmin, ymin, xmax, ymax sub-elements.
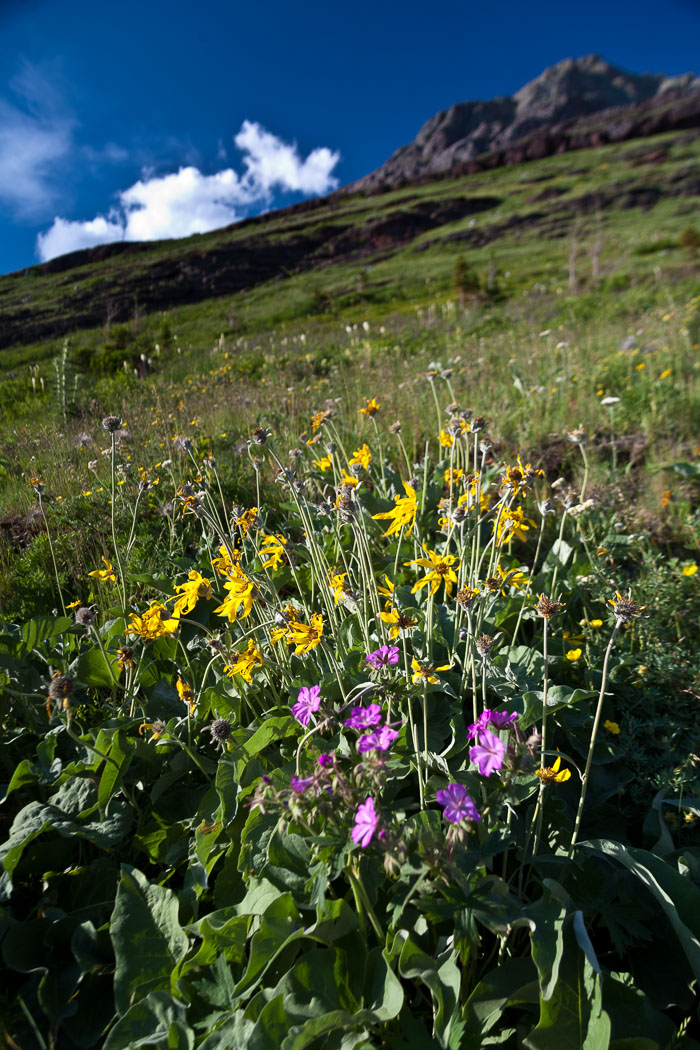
<box><xmin>19</xmin><ymin>615</ymin><xmax>73</xmax><ymax>655</ymax></box>
<box><xmin>214</xmin><ymin>754</ymin><xmax>239</xmax><ymax>826</ymax></box>
<box><xmin>76</xmin><ymin>646</ymin><xmax>119</xmax><ymax>688</ymax></box>
<box><xmin>103</xmin><ymin>990</ymin><xmax>192</xmax><ymax>1050</ymax></box>
<box><xmin>581</xmin><ymin>839</ymin><xmax>700</xmax><ymax>983</ymax></box>
<box><xmin>462</xmin><ymin>957</ymin><xmax>538</xmax><ymax>1050</ymax></box>
<box><xmin>110</xmin><ymin>865</ymin><xmax>189</xmax><ymax>1015</ymax></box>
<box><xmin>397</xmin><ymin>935</ymin><xmax>461</xmax><ymax>1049</ymax></box>
<box><xmin>98</xmin><ymin>729</ymin><xmax>134</xmax><ymax>810</ymax></box>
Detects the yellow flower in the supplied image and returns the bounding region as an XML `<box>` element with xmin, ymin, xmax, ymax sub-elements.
<box><xmin>235</xmin><ymin>507</ymin><xmax>259</xmax><ymax>538</ymax></box>
<box><xmin>635</xmin><ymin>362</ymin><xmax>645</xmax><ymax>371</ymax></box>
<box><xmin>173</xmin><ymin>570</ymin><xmax>213</xmax><ymax>617</ymax></box>
<box><xmin>536</xmin><ymin>755</ymin><xmax>571</xmax><ymax>783</ymax></box>
<box><xmin>327</xmin><ymin>568</ymin><xmax>348</xmax><ymax>604</ymax></box>
<box><xmin>314</xmin><ymin>454</ymin><xmax>333</xmax><ymax>471</ymax></box>
<box><xmin>259</xmin><ymin>533</ymin><xmax>287</xmax><ymax>571</ymax></box>
<box><xmin>406</xmin><ymin>547</ymin><xmax>460</xmax><ymax>598</ymax></box>
<box><xmin>410</xmin><ymin>658</ymin><xmax>450</xmax><ymax>684</ymax></box>
<box><xmin>311</xmin><ymin>409</ymin><xmax>332</xmax><ymax>431</ymax></box>
<box><xmin>359</xmin><ymin>397</ymin><xmax>380</xmax><ymax>416</ymax></box>
<box><xmin>139</xmin><ymin>721</ymin><xmax>166</xmax><ymax>741</ymax></box>
<box><xmin>659</xmin><ymin>369</ymin><xmax>672</xmax><ymax>380</ymax></box>
<box><xmin>380</xmin><ymin>607</ymin><xmax>417</xmax><ymax>638</ymax></box>
<box><xmin>565</xmin><ymin>648</ymin><xmax>582</xmax><ymax>662</ymax></box>
<box><xmin>500</xmin><ymin>455</ymin><xmax>544</xmax><ymax>498</ymax></box>
<box><xmin>349</xmin><ymin>443</ymin><xmax>372</xmax><ymax>470</ymax></box>
<box><xmin>128</xmin><ymin>603</ymin><xmax>180</xmax><ymax>640</ymax></box>
<box><xmin>438</xmin><ymin>429</ymin><xmax>454</xmax><ymax>448</ymax></box>
<box><xmin>66</xmin><ymin>600</ymin><xmax>81</xmax><ymax>609</ymax></box>
<box><xmin>377</xmin><ymin>574</ymin><xmax>395</xmax><ymax>598</ymax></box>
<box><xmin>223</xmin><ymin>640</ymin><xmax>263</xmax><ymax>684</ymax></box>
<box><xmin>177</xmin><ymin>676</ymin><xmax>195</xmax><ymax>715</ymax></box>
<box><xmin>213</xmin><ymin>567</ymin><xmax>257</xmax><ymax>622</ymax></box>
<box><xmin>89</xmin><ymin>557</ymin><xmax>117</xmax><ymax>583</ymax></box>
<box><xmin>373</xmin><ymin>481</ymin><xmax>417</xmax><ymax>538</ymax></box>
<box><xmin>444</xmin><ymin>467</ymin><xmax>464</xmax><ymax>485</ymax></box>
<box><xmin>660</xmin><ymin>489</ymin><xmax>672</xmax><ymax>508</ymax></box>
<box><xmin>115</xmin><ymin>646</ymin><xmax>134</xmax><ymax>671</ymax></box>
<box><xmin>340</xmin><ymin>469</ymin><xmax>359</xmax><ymax>489</ymax></box>
<box><xmin>212</xmin><ymin>543</ymin><xmax>240</xmax><ymax>577</ymax></box>
<box><xmin>286</xmin><ymin>613</ymin><xmax>324</xmax><ymax>654</ymax></box>
<box><xmin>682</xmin><ymin>563</ymin><xmax>698</xmax><ymax>577</ymax></box>
<box><xmin>604</xmin><ymin>720</ymin><xmax>621</xmax><ymax>735</ymax></box>
<box><xmin>589</xmin><ymin>619</ymin><xmax>603</xmax><ymax>628</ymax></box>
<box><xmin>494</xmin><ymin>506</ymin><xmax>534</xmax><ymax>544</ymax></box>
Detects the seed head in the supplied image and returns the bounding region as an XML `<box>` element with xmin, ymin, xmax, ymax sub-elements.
<box><xmin>388</xmin><ymin>421</ymin><xmax>402</xmax><ymax>434</ymax></box>
<box><xmin>456</xmin><ymin>587</ymin><xmax>478</xmax><ymax>610</ymax></box>
<box><xmin>101</xmin><ymin>416</ymin><xmax>123</xmax><ymax>434</ymax></box>
<box><xmin>48</xmin><ymin>674</ymin><xmax>74</xmax><ymax>701</ymax></box>
<box><xmin>74</xmin><ymin>606</ymin><xmax>97</xmax><ymax>627</ymax></box>
<box><xmin>537</xmin><ymin>594</ymin><xmax>564</xmax><ymax>619</ymax></box>
<box><xmin>470</xmin><ymin>417</ymin><xmax>487</xmax><ymax>432</ymax></box>
<box><xmin>609</xmin><ymin>592</ymin><xmax>642</xmax><ymax>624</ymax></box>
<box><xmin>476</xmin><ymin>633</ymin><xmax>495</xmax><ymax>659</ymax></box>
<box><xmin>251</xmin><ymin>426</ymin><xmax>270</xmax><ymax>446</ymax></box>
<box><xmin>209</xmin><ymin>717</ymin><xmax>233</xmax><ymax>743</ymax></box>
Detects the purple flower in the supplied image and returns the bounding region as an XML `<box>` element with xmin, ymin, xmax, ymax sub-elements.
<box><xmin>352</xmin><ymin>796</ymin><xmax>379</xmax><ymax>847</ymax></box>
<box><xmin>469</xmin><ymin>727</ymin><xmax>506</xmax><ymax>777</ymax></box>
<box><xmin>318</xmin><ymin>753</ymin><xmax>334</xmax><ymax>768</ymax></box>
<box><xmin>488</xmin><ymin>710</ymin><xmax>518</xmax><ymax>731</ymax></box>
<box><xmin>436</xmin><ymin>783</ymin><xmax>481</xmax><ymax>824</ymax></box>
<box><xmin>344</xmin><ymin>703</ymin><xmax>383</xmax><ymax>730</ymax></box>
<box><xmin>291</xmin><ymin>684</ymin><xmax>321</xmax><ymax>726</ymax></box>
<box><xmin>365</xmin><ymin>644</ymin><xmax>400</xmax><ymax>669</ymax></box>
<box><xmin>467</xmin><ymin>709</ymin><xmax>493</xmax><ymax>738</ymax></box>
<box><xmin>290</xmin><ymin>775</ymin><xmax>313</xmax><ymax>793</ymax></box>
<box><xmin>357</xmin><ymin>725</ymin><xmax>399</xmax><ymax>753</ymax></box>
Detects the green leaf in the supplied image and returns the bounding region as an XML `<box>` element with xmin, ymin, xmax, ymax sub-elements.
<box><xmin>76</xmin><ymin>646</ymin><xmax>119</xmax><ymax>688</ymax></box>
<box><xmin>110</xmin><ymin>865</ymin><xmax>189</xmax><ymax>1016</ymax></box>
<box><xmin>19</xmin><ymin>615</ymin><xmax>73</xmax><ymax>655</ymax></box>
<box><xmin>581</xmin><ymin>839</ymin><xmax>700</xmax><ymax>983</ymax></box>
<box><xmin>214</xmin><ymin>754</ymin><xmax>239</xmax><ymax>827</ymax></box>
<box><xmin>103</xmin><ymin>990</ymin><xmax>192</xmax><ymax>1050</ymax></box>
<box><xmin>462</xmin><ymin>958</ymin><xmax>538</xmax><ymax>1050</ymax></box>
<box><xmin>397</xmin><ymin>935</ymin><xmax>461</xmax><ymax>1049</ymax></box>
<box><xmin>98</xmin><ymin>729</ymin><xmax>134</xmax><ymax>811</ymax></box>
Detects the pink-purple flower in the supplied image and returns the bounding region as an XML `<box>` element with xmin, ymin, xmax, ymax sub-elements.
<box><xmin>365</xmin><ymin>644</ymin><xmax>400</xmax><ymax>669</ymax></box>
<box><xmin>469</xmin><ymin>727</ymin><xmax>506</xmax><ymax>777</ymax></box>
<box><xmin>290</xmin><ymin>775</ymin><xmax>313</xmax><ymax>793</ymax></box>
<box><xmin>291</xmin><ymin>685</ymin><xmax>321</xmax><ymax>726</ymax></box>
<box><xmin>436</xmin><ymin>783</ymin><xmax>481</xmax><ymax>824</ymax></box>
<box><xmin>352</xmin><ymin>796</ymin><xmax>379</xmax><ymax>847</ymax></box>
<box><xmin>357</xmin><ymin>725</ymin><xmax>399</xmax><ymax>753</ymax></box>
<box><xmin>318</xmin><ymin>753</ymin><xmax>334</xmax><ymax>768</ymax></box>
<box><xmin>344</xmin><ymin>703</ymin><xmax>383</xmax><ymax>730</ymax></box>
<box><xmin>468</xmin><ymin>708</ymin><xmax>518</xmax><ymax>737</ymax></box>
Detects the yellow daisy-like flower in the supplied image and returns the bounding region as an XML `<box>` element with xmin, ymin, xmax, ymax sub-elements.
<box><xmin>310</xmin><ymin>409</ymin><xmax>332</xmax><ymax>431</ymax></box>
<box><xmin>259</xmin><ymin>533</ymin><xmax>287</xmax><ymax>571</ymax></box>
<box><xmin>565</xmin><ymin>648</ymin><xmax>582</xmax><ymax>662</ymax></box>
<box><xmin>235</xmin><ymin>507</ymin><xmax>259</xmax><ymax>538</ymax></box>
<box><xmin>682</xmin><ymin>563</ymin><xmax>698</xmax><ymax>577</ymax></box>
<box><xmin>359</xmin><ymin>397</ymin><xmax>380</xmax><ymax>416</ymax></box>
<box><xmin>211</xmin><ymin>543</ymin><xmax>240</xmax><ymax>578</ymax></box>
<box><xmin>327</xmin><ymin>568</ymin><xmax>348</xmax><ymax>604</ymax></box>
<box><xmin>340</xmin><ymin>469</ymin><xmax>360</xmax><ymax>489</ymax></box>
<box><xmin>373</xmin><ymin>481</ymin><xmax>417</xmax><ymax>538</ymax></box>
<box><xmin>173</xmin><ymin>569</ymin><xmax>213</xmax><ymax>617</ymax></box>
<box><xmin>380</xmin><ymin>606</ymin><xmax>417</xmax><ymax>639</ymax></box>
<box><xmin>500</xmin><ymin>455</ymin><xmax>545</xmax><ymax>498</ymax></box>
<box><xmin>410</xmin><ymin>658</ymin><xmax>451</xmax><ymax>684</ymax></box>
<box><xmin>213</xmin><ymin>567</ymin><xmax>257</xmax><ymax>622</ymax></box>
<box><xmin>286</xmin><ymin>613</ymin><xmax>324</xmax><ymax>654</ymax></box>
<box><xmin>314</xmin><ymin>454</ymin><xmax>333</xmax><ymax>472</ymax></box>
<box><xmin>444</xmin><ymin>467</ymin><xmax>464</xmax><ymax>485</ymax></box>
<box><xmin>223</xmin><ymin>639</ymin><xmax>263</xmax><ymax>684</ymax></box>
<box><xmin>127</xmin><ymin>603</ymin><xmax>180</xmax><ymax>641</ymax></box>
<box><xmin>66</xmin><ymin>599</ymin><xmax>81</xmax><ymax>609</ymax></box>
<box><xmin>604</xmin><ymin>720</ymin><xmax>621</xmax><ymax>735</ymax></box>
<box><xmin>438</xmin><ymin>428</ymin><xmax>454</xmax><ymax>448</ymax></box>
<box><xmin>376</xmin><ymin>574</ymin><xmax>395</xmax><ymax>598</ymax></box>
<box><xmin>494</xmin><ymin>506</ymin><xmax>534</xmax><ymax>544</ymax></box>
<box><xmin>89</xmin><ymin>557</ymin><xmax>117</xmax><ymax>583</ymax></box>
<box><xmin>176</xmin><ymin>676</ymin><xmax>195</xmax><ymax>715</ymax></box>
<box><xmin>536</xmin><ymin>755</ymin><xmax>571</xmax><ymax>783</ymax></box>
<box><xmin>349</xmin><ymin>444</ymin><xmax>372</xmax><ymax>471</ymax></box>
<box><xmin>406</xmin><ymin>547</ymin><xmax>460</xmax><ymax>598</ymax></box>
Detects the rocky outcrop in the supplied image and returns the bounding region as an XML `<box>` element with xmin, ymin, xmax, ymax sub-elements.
<box><xmin>347</xmin><ymin>54</ymin><xmax>700</xmax><ymax>193</ymax></box>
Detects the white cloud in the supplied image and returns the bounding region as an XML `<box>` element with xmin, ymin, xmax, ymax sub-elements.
<box><xmin>0</xmin><ymin>98</ymin><xmax>74</xmax><ymax>215</ymax></box>
<box><xmin>36</xmin><ymin>121</ymin><xmax>341</xmax><ymax>262</ymax></box>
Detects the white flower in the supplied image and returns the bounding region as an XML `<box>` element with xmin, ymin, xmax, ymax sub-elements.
<box><xmin>600</xmin><ymin>396</ymin><xmax>621</xmax><ymax>406</ymax></box>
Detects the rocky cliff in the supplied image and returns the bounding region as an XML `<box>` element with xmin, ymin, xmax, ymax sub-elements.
<box><xmin>347</xmin><ymin>54</ymin><xmax>700</xmax><ymax>192</ymax></box>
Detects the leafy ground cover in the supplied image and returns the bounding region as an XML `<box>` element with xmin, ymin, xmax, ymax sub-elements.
<box><xmin>1</xmin><ymin>327</ymin><xmax>699</xmax><ymax>1046</ymax></box>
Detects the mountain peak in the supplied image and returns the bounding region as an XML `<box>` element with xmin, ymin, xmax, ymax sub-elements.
<box><xmin>347</xmin><ymin>55</ymin><xmax>699</xmax><ymax>193</ymax></box>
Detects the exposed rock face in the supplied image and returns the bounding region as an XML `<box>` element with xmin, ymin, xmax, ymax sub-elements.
<box><xmin>348</xmin><ymin>54</ymin><xmax>700</xmax><ymax>192</ymax></box>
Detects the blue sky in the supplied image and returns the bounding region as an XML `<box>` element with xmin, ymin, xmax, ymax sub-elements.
<box><xmin>1</xmin><ymin>0</ymin><xmax>699</xmax><ymax>274</ymax></box>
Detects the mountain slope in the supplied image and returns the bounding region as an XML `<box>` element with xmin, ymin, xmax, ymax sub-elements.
<box><xmin>347</xmin><ymin>54</ymin><xmax>700</xmax><ymax>192</ymax></box>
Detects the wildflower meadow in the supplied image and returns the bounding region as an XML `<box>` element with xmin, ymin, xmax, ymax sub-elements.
<box><xmin>1</xmin><ymin>289</ymin><xmax>699</xmax><ymax>1049</ymax></box>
